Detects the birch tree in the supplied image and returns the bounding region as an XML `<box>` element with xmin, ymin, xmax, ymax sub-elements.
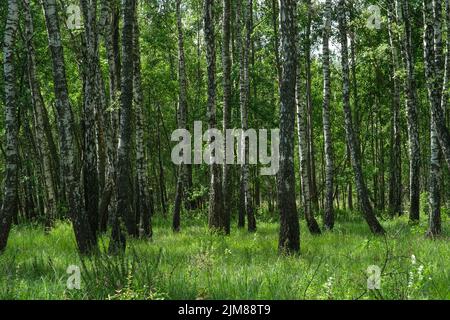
<box><xmin>321</xmin><ymin>0</ymin><xmax>335</xmax><ymax>230</ymax></box>
<box><xmin>387</xmin><ymin>0</ymin><xmax>402</xmax><ymax>217</ymax></box>
<box><xmin>204</xmin><ymin>0</ymin><xmax>225</xmax><ymax>232</ymax></box>
<box><xmin>296</xmin><ymin>48</ymin><xmax>321</xmax><ymax>234</ymax></box>
<box><xmin>424</xmin><ymin>0</ymin><xmax>443</xmax><ymax>236</ymax></box>
<box><xmin>278</xmin><ymin>0</ymin><xmax>300</xmax><ymax>253</ymax></box>
<box><xmin>99</xmin><ymin>0</ymin><xmax>121</xmax><ymax>233</ymax></box>
<box><xmin>397</xmin><ymin>0</ymin><xmax>421</xmax><ymax>222</ymax></box>
<box><xmin>271</xmin><ymin>0</ymin><xmax>282</xmax><ymax>86</ymax></box>
<box><xmin>239</xmin><ymin>0</ymin><xmax>256</xmax><ymax>232</ymax></box>
<box><xmin>304</xmin><ymin>0</ymin><xmax>319</xmax><ymax>212</ymax></box>
<box><xmin>222</xmin><ymin>0</ymin><xmax>232</xmax><ymax>235</ymax></box>
<box><xmin>134</xmin><ymin>4</ymin><xmax>152</xmax><ymax>238</ymax></box>
<box><xmin>110</xmin><ymin>0</ymin><xmax>136</xmax><ymax>252</ymax></box>
<box><xmin>425</xmin><ymin>0</ymin><xmax>450</xmax><ymax>171</ymax></box>
<box><xmin>80</xmin><ymin>0</ymin><xmax>100</xmax><ymax>238</ymax></box>
<box><xmin>23</xmin><ymin>0</ymin><xmax>58</xmax><ymax>229</ymax></box>
<box><xmin>236</xmin><ymin>0</ymin><xmax>246</xmax><ymax>228</ymax></box>
<box><xmin>173</xmin><ymin>0</ymin><xmax>188</xmax><ymax>233</ymax></box>
<box><xmin>0</xmin><ymin>0</ymin><xmax>20</xmax><ymax>252</ymax></box>
<box><xmin>338</xmin><ymin>0</ymin><xmax>385</xmax><ymax>235</ymax></box>
<box><xmin>42</xmin><ymin>0</ymin><xmax>97</xmax><ymax>253</ymax></box>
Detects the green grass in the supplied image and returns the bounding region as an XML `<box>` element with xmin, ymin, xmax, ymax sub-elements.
<box><xmin>0</xmin><ymin>213</ymin><xmax>448</xmax><ymax>300</ymax></box>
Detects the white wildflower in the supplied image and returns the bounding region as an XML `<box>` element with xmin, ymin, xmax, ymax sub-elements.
<box><xmin>417</xmin><ymin>265</ymin><xmax>424</xmax><ymax>282</ymax></box>
<box><xmin>408</xmin><ymin>271</ymin><xmax>414</xmax><ymax>288</ymax></box>
<box><xmin>324</xmin><ymin>276</ymin><xmax>334</xmax><ymax>297</ymax></box>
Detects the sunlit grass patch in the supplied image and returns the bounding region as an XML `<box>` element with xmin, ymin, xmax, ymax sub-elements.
<box><xmin>0</xmin><ymin>214</ymin><xmax>448</xmax><ymax>300</ymax></box>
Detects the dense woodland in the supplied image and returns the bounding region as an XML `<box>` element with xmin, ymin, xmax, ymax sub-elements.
<box><xmin>0</xmin><ymin>0</ymin><xmax>449</xmax><ymax>263</ymax></box>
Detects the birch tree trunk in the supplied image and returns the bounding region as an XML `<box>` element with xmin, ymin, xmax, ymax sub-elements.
<box><xmin>236</xmin><ymin>0</ymin><xmax>246</xmax><ymax>229</ymax></box>
<box><xmin>42</xmin><ymin>0</ymin><xmax>97</xmax><ymax>253</ymax></box>
<box><xmin>23</xmin><ymin>0</ymin><xmax>58</xmax><ymax>229</ymax></box>
<box><xmin>80</xmin><ymin>0</ymin><xmax>100</xmax><ymax>238</ymax></box>
<box><xmin>424</xmin><ymin>0</ymin><xmax>443</xmax><ymax>236</ymax></box>
<box><xmin>349</xmin><ymin>1</ymin><xmax>359</xmax><ymax>210</ymax></box>
<box><xmin>443</xmin><ymin>0</ymin><xmax>450</xmax><ymax>112</ymax></box>
<box><xmin>278</xmin><ymin>0</ymin><xmax>300</xmax><ymax>253</ymax></box>
<box><xmin>338</xmin><ymin>0</ymin><xmax>385</xmax><ymax>235</ymax></box>
<box><xmin>222</xmin><ymin>0</ymin><xmax>232</xmax><ymax>235</ymax></box>
<box><xmin>304</xmin><ymin>0</ymin><xmax>318</xmax><ymax>212</ymax></box>
<box><xmin>133</xmin><ymin>5</ymin><xmax>152</xmax><ymax>239</ymax></box>
<box><xmin>0</xmin><ymin>0</ymin><xmax>20</xmax><ymax>252</ymax></box>
<box><xmin>322</xmin><ymin>0</ymin><xmax>335</xmax><ymax>230</ymax></box>
<box><xmin>398</xmin><ymin>0</ymin><xmax>421</xmax><ymax>222</ymax></box>
<box><xmin>425</xmin><ymin>0</ymin><xmax>450</xmax><ymax>171</ymax></box>
<box><xmin>271</xmin><ymin>0</ymin><xmax>282</xmax><ymax>87</ymax></box>
<box><xmin>239</xmin><ymin>0</ymin><xmax>256</xmax><ymax>232</ymax></box>
<box><xmin>110</xmin><ymin>0</ymin><xmax>136</xmax><ymax>252</ymax></box>
<box><xmin>173</xmin><ymin>0</ymin><xmax>188</xmax><ymax>233</ymax></box>
<box><xmin>179</xmin><ymin>2</ymin><xmax>193</xmax><ymax>214</ymax></box>
<box><xmin>443</xmin><ymin>0</ymin><xmax>450</xmax><ymax>206</ymax></box>
<box><xmin>349</xmin><ymin>2</ymin><xmax>360</xmax><ymax>150</ymax></box>
<box><xmin>204</xmin><ymin>0</ymin><xmax>225</xmax><ymax>232</ymax></box>
<box><xmin>296</xmin><ymin>67</ymin><xmax>321</xmax><ymax>235</ymax></box>
<box><xmin>156</xmin><ymin>109</ymin><xmax>168</xmax><ymax>218</ymax></box>
<box><xmin>387</xmin><ymin>0</ymin><xmax>403</xmax><ymax>217</ymax></box>
<box><xmin>98</xmin><ymin>0</ymin><xmax>121</xmax><ymax>233</ymax></box>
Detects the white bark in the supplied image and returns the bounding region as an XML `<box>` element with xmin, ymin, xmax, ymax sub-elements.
<box><xmin>0</xmin><ymin>0</ymin><xmax>20</xmax><ymax>251</ymax></box>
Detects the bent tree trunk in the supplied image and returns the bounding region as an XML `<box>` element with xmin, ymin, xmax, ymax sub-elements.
<box><xmin>0</xmin><ymin>0</ymin><xmax>20</xmax><ymax>252</ymax></box>
<box><xmin>43</xmin><ymin>0</ymin><xmax>97</xmax><ymax>254</ymax></box>
<box><xmin>338</xmin><ymin>0</ymin><xmax>385</xmax><ymax>235</ymax></box>
<box><xmin>278</xmin><ymin>0</ymin><xmax>300</xmax><ymax>253</ymax></box>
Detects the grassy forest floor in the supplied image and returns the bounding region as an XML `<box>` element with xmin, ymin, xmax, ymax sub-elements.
<box><xmin>0</xmin><ymin>211</ymin><xmax>448</xmax><ymax>300</ymax></box>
